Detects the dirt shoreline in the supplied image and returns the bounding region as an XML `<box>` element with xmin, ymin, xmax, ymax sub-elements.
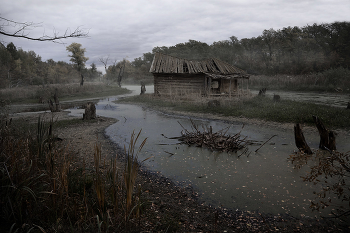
<box><xmin>12</xmin><ymin>110</ymin><xmax>347</xmax><ymax>232</ymax></box>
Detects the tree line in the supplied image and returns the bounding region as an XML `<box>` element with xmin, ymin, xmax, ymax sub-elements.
<box><xmin>141</xmin><ymin>21</ymin><xmax>350</xmax><ymax>76</ymax></box>
<box><xmin>0</xmin><ymin>42</ymin><xmax>102</xmax><ymax>88</ymax></box>
<box><xmin>1</xmin><ymin>21</ymin><xmax>349</xmax><ymax>88</ymax></box>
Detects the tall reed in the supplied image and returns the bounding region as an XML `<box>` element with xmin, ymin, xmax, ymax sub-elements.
<box><xmin>107</xmin><ymin>157</ymin><xmax>120</xmax><ymax>217</ymax></box>
<box><xmin>1</xmin><ymin>116</ymin><xmax>152</xmax><ymax>232</ymax></box>
<box><xmin>0</xmin><ymin>82</ymin><xmax>130</xmax><ymax>104</ymax></box>
<box><xmin>94</xmin><ymin>143</ymin><xmax>106</xmax><ymax>216</ymax></box>
<box><xmin>123</xmin><ymin>130</ymin><xmax>148</xmax><ymax>217</ymax></box>
<box><xmin>0</xmin><ymin>115</ymin><xmax>71</xmax><ymax>230</ymax></box>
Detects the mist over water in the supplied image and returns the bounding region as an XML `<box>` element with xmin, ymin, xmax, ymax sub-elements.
<box><xmin>69</xmin><ymin>85</ymin><xmax>350</xmax><ymax>218</ymax></box>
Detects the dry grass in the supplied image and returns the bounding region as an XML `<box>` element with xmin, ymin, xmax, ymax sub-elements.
<box><xmin>0</xmin><ymin>82</ymin><xmax>130</xmax><ymax>104</ymax></box>
<box><xmin>0</xmin><ymin>117</ymin><xmax>72</xmax><ymax>231</ymax></box>
<box><xmin>0</xmin><ymin>116</ymin><xmax>148</xmax><ymax>232</ymax></box>
<box><xmin>123</xmin><ymin>130</ymin><xmax>148</xmax><ymax>217</ymax></box>
<box><xmin>249</xmin><ymin>68</ymin><xmax>350</xmax><ymax>92</ymax></box>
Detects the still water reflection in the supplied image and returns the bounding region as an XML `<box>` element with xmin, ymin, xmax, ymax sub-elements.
<box><xmin>69</xmin><ymin>86</ymin><xmax>350</xmax><ymax>218</ymax></box>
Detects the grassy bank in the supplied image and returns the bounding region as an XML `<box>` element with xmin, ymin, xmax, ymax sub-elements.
<box><xmin>120</xmin><ymin>94</ymin><xmax>350</xmax><ymax>129</ymax></box>
<box><xmin>249</xmin><ymin>68</ymin><xmax>350</xmax><ymax>93</ymax></box>
<box><xmin>0</xmin><ymin>82</ymin><xmax>130</xmax><ymax>104</ymax></box>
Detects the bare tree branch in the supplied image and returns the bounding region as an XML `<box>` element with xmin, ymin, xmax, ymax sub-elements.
<box><xmin>99</xmin><ymin>55</ymin><xmax>110</xmax><ymax>72</ymax></box>
<box><xmin>0</xmin><ymin>16</ymin><xmax>89</xmax><ymax>43</ymax></box>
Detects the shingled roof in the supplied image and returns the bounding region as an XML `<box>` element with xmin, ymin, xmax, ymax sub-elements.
<box><xmin>149</xmin><ymin>53</ymin><xmax>249</xmax><ymax>78</ymax></box>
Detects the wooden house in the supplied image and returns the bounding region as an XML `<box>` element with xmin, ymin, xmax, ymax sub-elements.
<box><xmin>149</xmin><ymin>53</ymin><xmax>250</xmax><ymax>97</ymax></box>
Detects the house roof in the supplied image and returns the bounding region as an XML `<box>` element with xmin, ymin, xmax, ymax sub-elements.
<box><xmin>149</xmin><ymin>53</ymin><xmax>249</xmax><ymax>79</ymax></box>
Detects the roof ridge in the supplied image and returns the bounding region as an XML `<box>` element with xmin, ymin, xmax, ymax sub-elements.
<box><xmin>150</xmin><ymin>52</ymin><xmax>248</xmax><ymax>76</ymax></box>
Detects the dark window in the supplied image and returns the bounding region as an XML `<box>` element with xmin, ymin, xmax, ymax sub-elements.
<box><xmin>183</xmin><ymin>62</ymin><xmax>189</xmax><ymax>73</ymax></box>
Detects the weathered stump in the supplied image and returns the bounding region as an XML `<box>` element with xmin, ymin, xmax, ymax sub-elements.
<box><xmin>208</xmin><ymin>100</ymin><xmax>220</xmax><ymax>108</ymax></box>
<box><xmin>80</xmin><ymin>74</ymin><xmax>84</xmax><ymax>86</ymax></box>
<box><xmin>54</xmin><ymin>91</ymin><xmax>61</xmax><ymax>111</ymax></box>
<box><xmin>140</xmin><ymin>83</ymin><xmax>146</xmax><ymax>95</ymax></box>
<box><xmin>258</xmin><ymin>88</ymin><xmax>267</xmax><ymax>96</ymax></box>
<box><xmin>83</xmin><ymin>102</ymin><xmax>96</xmax><ymax>120</ymax></box>
<box><xmin>294</xmin><ymin>123</ymin><xmax>313</xmax><ymax>154</ymax></box>
<box><xmin>313</xmin><ymin>116</ymin><xmax>336</xmax><ymax>151</ymax></box>
<box><xmin>48</xmin><ymin>98</ymin><xmax>60</xmax><ymax>112</ymax></box>
<box><xmin>38</xmin><ymin>96</ymin><xmax>44</xmax><ymax>104</ymax></box>
<box><xmin>273</xmin><ymin>94</ymin><xmax>281</xmax><ymax>102</ymax></box>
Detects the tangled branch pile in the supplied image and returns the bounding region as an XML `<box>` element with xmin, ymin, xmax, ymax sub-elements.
<box><xmin>177</xmin><ymin>119</ymin><xmax>252</xmax><ymax>152</ymax></box>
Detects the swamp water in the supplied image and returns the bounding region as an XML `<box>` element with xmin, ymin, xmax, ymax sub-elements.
<box><xmin>69</xmin><ymin>86</ymin><xmax>350</xmax><ymax>219</ymax></box>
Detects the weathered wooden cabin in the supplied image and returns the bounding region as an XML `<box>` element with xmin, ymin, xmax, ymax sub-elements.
<box><xmin>149</xmin><ymin>53</ymin><xmax>250</xmax><ymax>97</ymax></box>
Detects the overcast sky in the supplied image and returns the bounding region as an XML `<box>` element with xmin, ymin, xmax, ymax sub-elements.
<box><xmin>1</xmin><ymin>0</ymin><xmax>349</xmax><ymax>73</ymax></box>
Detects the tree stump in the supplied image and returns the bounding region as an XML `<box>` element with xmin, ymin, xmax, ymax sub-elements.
<box><xmin>294</xmin><ymin>123</ymin><xmax>313</xmax><ymax>154</ymax></box>
<box><xmin>140</xmin><ymin>83</ymin><xmax>146</xmax><ymax>95</ymax></box>
<box><xmin>53</xmin><ymin>91</ymin><xmax>61</xmax><ymax>111</ymax></box>
<box><xmin>258</xmin><ymin>88</ymin><xmax>267</xmax><ymax>96</ymax></box>
<box><xmin>38</xmin><ymin>96</ymin><xmax>44</xmax><ymax>104</ymax></box>
<box><xmin>313</xmin><ymin>116</ymin><xmax>336</xmax><ymax>151</ymax></box>
<box><xmin>273</xmin><ymin>94</ymin><xmax>281</xmax><ymax>102</ymax></box>
<box><xmin>80</xmin><ymin>74</ymin><xmax>84</xmax><ymax>86</ymax></box>
<box><xmin>48</xmin><ymin>97</ymin><xmax>60</xmax><ymax>112</ymax></box>
<box><xmin>83</xmin><ymin>102</ymin><xmax>96</xmax><ymax>120</ymax></box>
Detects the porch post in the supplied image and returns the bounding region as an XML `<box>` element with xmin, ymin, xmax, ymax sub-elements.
<box><xmin>208</xmin><ymin>77</ymin><xmax>212</xmax><ymax>96</ymax></box>
<box><xmin>229</xmin><ymin>79</ymin><xmax>232</xmax><ymax>98</ymax></box>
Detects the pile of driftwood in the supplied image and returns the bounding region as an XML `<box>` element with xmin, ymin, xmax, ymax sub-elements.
<box><xmin>174</xmin><ymin>119</ymin><xmax>252</xmax><ymax>153</ymax></box>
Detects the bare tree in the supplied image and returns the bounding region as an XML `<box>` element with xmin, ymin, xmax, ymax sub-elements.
<box><xmin>99</xmin><ymin>55</ymin><xmax>110</xmax><ymax>73</ymax></box>
<box><xmin>0</xmin><ymin>16</ymin><xmax>89</xmax><ymax>43</ymax></box>
<box><xmin>117</xmin><ymin>59</ymin><xmax>126</xmax><ymax>87</ymax></box>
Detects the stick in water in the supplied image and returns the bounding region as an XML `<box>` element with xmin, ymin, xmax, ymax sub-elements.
<box><xmin>255</xmin><ymin>135</ymin><xmax>277</xmax><ymax>153</ymax></box>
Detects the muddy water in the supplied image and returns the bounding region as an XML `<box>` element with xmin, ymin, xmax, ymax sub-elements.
<box><xmin>68</xmin><ymin>86</ymin><xmax>350</xmax><ymax>218</ymax></box>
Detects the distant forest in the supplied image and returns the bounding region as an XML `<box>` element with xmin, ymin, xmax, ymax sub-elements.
<box><xmin>1</xmin><ymin>21</ymin><xmax>349</xmax><ymax>88</ymax></box>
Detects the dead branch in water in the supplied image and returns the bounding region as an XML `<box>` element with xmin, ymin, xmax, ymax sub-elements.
<box><xmin>255</xmin><ymin>135</ymin><xmax>277</xmax><ymax>153</ymax></box>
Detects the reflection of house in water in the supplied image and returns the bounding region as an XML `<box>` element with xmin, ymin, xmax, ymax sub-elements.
<box><xmin>149</xmin><ymin>53</ymin><xmax>250</xmax><ymax>98</ymax></box>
